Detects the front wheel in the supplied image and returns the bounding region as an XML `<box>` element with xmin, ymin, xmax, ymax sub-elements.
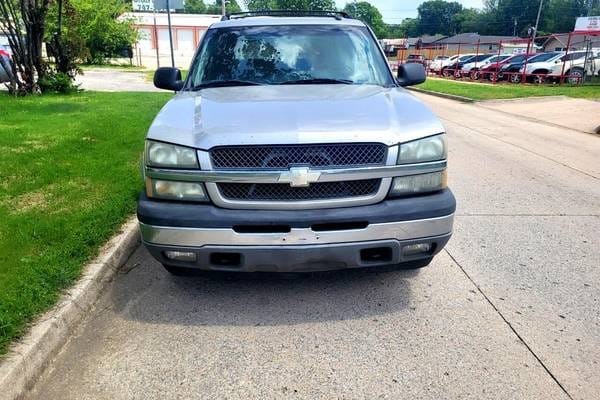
<box><xmin>567</xmin><ymin>68</ymin><xmax>584</xmax><ymax>84</ymax></box>
<box><xmin>469</xmin><ymin>70</ymin><xmax>480</xmax><ymax>80</ymax></box>
<box><xmin>163</xmin><ymin>264</ymin><xmax>195</xmax><ymax>276</ymax></box>
<box><xmin>533</xmin><ymin>74</ymin><xmax>547</xmax><ymax>84</ymax></box>
<box><xmin>509</xmin><ymin>73</ymin><xmax>522</xmax><ymax>83</ymax></box>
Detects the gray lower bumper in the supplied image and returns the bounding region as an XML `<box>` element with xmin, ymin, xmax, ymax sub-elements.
<box><xmin>139</xmin><ymin>214</ymin><xmax>453</xmax><ymax>272</ymax></box>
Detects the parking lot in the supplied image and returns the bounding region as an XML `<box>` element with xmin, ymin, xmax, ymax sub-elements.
<box><xmin>26</xmin><ymin>93</ymin><xmax>600</xmax><ymax>400</ymax></box>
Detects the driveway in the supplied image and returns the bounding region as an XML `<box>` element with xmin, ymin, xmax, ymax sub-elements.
<box><xmin>76</xmin><ymin>69</ymin><xmax>159</xmax><ymax>92</ymax></box>
<box><xmin>28</xmin><ymin>93</ymin><xmax>600</xmax><ymax>400</ymax></box>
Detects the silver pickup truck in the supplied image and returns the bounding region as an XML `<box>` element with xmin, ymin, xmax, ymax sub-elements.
<box><xmin>138</xmin><ymin>11</ymin><xmax>455</xmax><ymax>275</ymax></box>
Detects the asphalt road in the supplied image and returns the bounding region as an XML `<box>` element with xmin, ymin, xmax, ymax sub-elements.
<box><xmin>28</xmin><ymin>93</ymin><xmax>600</xmax><ymax>400</ymax></box>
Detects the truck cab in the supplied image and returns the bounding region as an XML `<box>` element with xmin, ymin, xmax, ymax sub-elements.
<box><xmin>138</xmin><ymin>11</ymin><xmax>455</xmax><ymax>274</ymax></box>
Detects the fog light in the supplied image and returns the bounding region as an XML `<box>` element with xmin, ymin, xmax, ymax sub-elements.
<box><xmin>164</xmin><ymin>251</ymin><xmax>197</xmax><ymax>262</ymax></box>
<box><xmin>403</xmin><ymin>243</ymin><xmax>432</xmax><ymax>257</ymax></box>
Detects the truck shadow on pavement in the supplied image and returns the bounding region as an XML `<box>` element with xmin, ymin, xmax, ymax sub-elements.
<box><xmin>108</xmin><ymin>246</ymin><xmax>416</xmax><ymax>327</ymax></box>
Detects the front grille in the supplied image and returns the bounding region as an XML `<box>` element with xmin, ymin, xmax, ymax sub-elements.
<box><xmin>218</xmin><ymin>179</ymin><xmax>381</xmax><ymax>201</ymax></box>
<box><xmin>211</xmin><ymin>143</ymin><xmax>387</xmax><ymax>169</ymax></box>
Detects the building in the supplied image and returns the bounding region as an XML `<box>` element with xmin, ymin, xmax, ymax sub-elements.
<box><xmin>124</xmin><ymin>12</ymin><xmax>222</xmax><ymax>68</ymax></box>
<box><xmin>431</xmin><ymin>33</ymin><xmax>525</xmax><ymax>53</ymax></box>
<box><xmin>542</xmin><ymin>33</ymin><xmax>600</xmax><ymax>52</ymax></box>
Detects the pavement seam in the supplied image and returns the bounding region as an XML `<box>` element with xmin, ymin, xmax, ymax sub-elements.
<box><xmin>444</xmin><ymin>248</ymin><xmax>574</xmax><ymax>400</ymax></box>
<box><xmin>442</xmin><ymin>117</ymin><xmax>599</xmax><ymax>181</ymax></box>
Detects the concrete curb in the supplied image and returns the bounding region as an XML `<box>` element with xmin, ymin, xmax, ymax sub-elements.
<box><xmin>407</xmin><ymin>87</ymin><xmax>475</xmax><ymax>103</ymax></box>
<box><xmin>0</xmin><ymin>217</ymin><xmax>140</xmax><ymax>400</ymax></box>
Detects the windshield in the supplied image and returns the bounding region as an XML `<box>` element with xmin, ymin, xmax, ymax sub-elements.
<box><xmin>459</xmin><ymin>55</ymin><xmax>474</xmax><ymax>62</ymax></box>
<box><xmin>188</xmin><ymin>25</ymin><xmax>394</xmax><ymax>88</ymax></box>
<box><xmin>529</xmin><ymin>52</ymin><xmax>560</xmax><ymax>63</ymax></box>
<box><xmin>469</xmin><ymin>54</ymin><xmax>494</xmax><ymax>62</ymax></box>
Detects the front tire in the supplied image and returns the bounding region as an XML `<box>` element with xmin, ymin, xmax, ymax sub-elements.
<box><xmin>567</xmin><ymin>68</ymin><xmax>584</xmax><ymax>84</ymax></box>
<box><xmin>163</xmin><ymin>264</ymin><xmax>195</xmax><ymax>276</ymax></box>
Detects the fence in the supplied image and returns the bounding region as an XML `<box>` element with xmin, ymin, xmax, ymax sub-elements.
<box><xmin>392</xmin><ymin>31</ymin><xmax>600</xmax><ymax>85</ymax></box>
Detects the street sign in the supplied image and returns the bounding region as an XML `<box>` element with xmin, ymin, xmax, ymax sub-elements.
<box><xmin>132</xmin><ymin>0</ymin><xmax>154</xmax><ymax>11</ymax></box>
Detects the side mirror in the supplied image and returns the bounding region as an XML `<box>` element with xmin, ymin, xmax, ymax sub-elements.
<box><xmin>397</xmin><ymin>63</ymin><xmax>426</xmax><ymax>87</ymax></box>
<box><xmin>154</xmin><ymin>67</ymin><xmax>184</xmax><ymax>91</ymax></box>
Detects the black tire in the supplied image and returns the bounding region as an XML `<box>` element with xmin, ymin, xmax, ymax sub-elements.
<box><xmin>469</xmin><ymin>69</ymin><xmax>480</xmax><ymax>80</ymax></box>
<box><xmin>441</xmin><ymin>67</ymin><xmax>450</xmax><ymax>77</ymax></box>
<box><xmin>163</xmin><ymin>264</ymin><xmax>195</xmax><ymax>276</ymax></box>
<box><xmin>566</xmin><ymin>68</ymin><xmax>584</xmax><ymax>84</ymax></box>
<box><xmin>396</xmin><ymin>257</ymin><xmax>433</xmax><ymax>270</ymax></box>
<box><xmin>510</xmin><ymin>73</ymin><xmax>523</xmax><ymax>83</ymax></box>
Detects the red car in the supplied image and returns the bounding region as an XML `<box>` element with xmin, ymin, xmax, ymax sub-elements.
<box><xmin>480</xmin><ymin>53</ymin><xmax>534</xmax><ymax>81</ymax></box>
<box><xmin>0</xmin><ymin>45</ymin><xmax>11</xmax><ymax>83</ymax></box>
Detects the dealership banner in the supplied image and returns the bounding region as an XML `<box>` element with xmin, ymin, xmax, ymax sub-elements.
<box><xmin>574</xmin><ymin>16</ymin><xmax>600</xmax><ymax>33</ymax></box>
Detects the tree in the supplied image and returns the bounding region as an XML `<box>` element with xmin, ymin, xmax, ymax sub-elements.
<box><xmin>205</xmin><ymin>0</ymin><xmax>241</xmax><ymax>14</ymax></box>
<box><xmin>0</xmin><ymin>0</ymin><xmax>51</xmax><ymax>94</ymax></box>
<box><xmin>417</xmin><ymin>0</ymin><xmax>463</xmax><ymax>35</ymax></box>
<box><xmin>245</xmin><ymin>0</ymin><xmax>336</xmax><ymax>11</ymax></box>
<box><xmin>70</xmin><ymin>0</ymin><xmax>137</xmax><ymax>64</ymax></box>
<box><xmin>184</xmin><ymin>0</ymin><xmax>206</xmax><ymax>13</ymax></box>
<box><xmin>343</xmin><ymin>1</ymin><xmax>387</xmax><ymax>38</ymax></box>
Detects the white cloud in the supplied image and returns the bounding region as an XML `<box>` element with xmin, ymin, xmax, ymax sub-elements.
<box><xmin>336</xmin><ymin>0</ymin><xmax>485</xmax><ymax>24</ymax></box>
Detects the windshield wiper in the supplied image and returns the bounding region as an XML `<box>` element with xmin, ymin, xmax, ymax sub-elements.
<box><xmin>190</xmin><ymin>80</ymin><xmax>262</xmax><ymax>90</ymax></box>
<box><xmin>278</xmin><ymin>78</ymin><xmax>354</xmax><ymax>85</ymax></box>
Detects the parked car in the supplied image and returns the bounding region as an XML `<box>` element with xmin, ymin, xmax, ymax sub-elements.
<box><xmin>459</xmin><ymin>54</ymin><xmax>497</xmax><ymax>78</ymax></box>
<box><xmin>441</xmin><ymin>54</ymin><xmax>475</xmax><ymax>77</ymax></box>
<box><xmin>428</xmin><ymin>55</ymin><xmax>451</xmax><ymax>73</ymax></box>
<box><xmin>465</xmin><ymin>54</ymin><xmax>512</xmax><ymax>80</ymax></box>
<box><xmin>519</xmin><ymin>52</ymin><xmax>564</xmax><ymax>83</ymax></box>
<box><xmin>547</xmin><ymin>50</ymin><xmax>600</xmax><ymax>84</ymax></box>
<box><xmin>405</xmin><ymin>54</ymin><xmax>426</xmax><ymax>65</ymax></box>
<box><xmin>0</xmin><ymin>44</ymin><xmax>11</xmax><ymax>83</ymax></box>
<box><xmin>500</xmin><ymin>53</ymin><xmax>557</xmax><ymax>83</ymax></box>
<box><xmin>482</xmin><ymin>53</ymin><xmax>532</xmax><ymax>81</ymax></box>
<box><xmin>139</xmin><ymin>11</ymin><xmax>455</xmax><ymax>275</ymax></box>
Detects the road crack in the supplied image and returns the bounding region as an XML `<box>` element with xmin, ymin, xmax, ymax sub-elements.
<box><xmin>444</xmin><ymin>248</ymin><xmax>574</xmax><ymax>400</ymax></box>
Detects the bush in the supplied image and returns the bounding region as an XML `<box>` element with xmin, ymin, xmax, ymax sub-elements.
<box><xmin>38</xmin><ymin>71</ymin><xmax>81</xmax><ymax>94</ymax></box>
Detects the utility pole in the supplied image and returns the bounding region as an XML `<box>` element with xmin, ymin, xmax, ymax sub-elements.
<box><xmin>221</xmin><ymin>0</ymin><xmax>226</xmax><ymax>16</ymax></box>
<box><xmin>532</xmin><ymin>0</ymin><xmax>543</xmax><ymax>45</ymax></box>
<box><xmin>153</xmin><ymin>8</ymin><xmax>160</xmax><ymax>68</ymax></box>
<box><xmin>166</xmin><ymin>0</ymin><xmax>175</xmax><ymax>68</ymax></box>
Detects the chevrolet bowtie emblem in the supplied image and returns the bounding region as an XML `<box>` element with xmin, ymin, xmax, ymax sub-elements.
<box><xmin>278</xmin><ymin>167</ymin><xmax>321</xmax><ymax>187</ymax></box>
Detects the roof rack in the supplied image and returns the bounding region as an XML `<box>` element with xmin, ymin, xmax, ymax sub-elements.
<box><xmin>221</xmin><ymin>10</ymin><xmax>353</xmax><ymax>21</ymax></box>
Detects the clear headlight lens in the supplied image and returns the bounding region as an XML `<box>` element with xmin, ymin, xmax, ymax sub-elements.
<box><xmin>389</xmin><ymin>171</ymin><xmax>447</xmax><ymax>197</ymax></box>
<box><xmin>146</xmin><ymin>178</ymin><xmax>207</xmax><ymax>202</ymax></box>
<box><xmin>398</xmin><ymin>134</ymin><xmax>447</xmax><ymax>164</ymax></box>
<box><xmin>145</xmin><ymin>141</ymin><xmax>198</xmax><ymax>168</ymax></box>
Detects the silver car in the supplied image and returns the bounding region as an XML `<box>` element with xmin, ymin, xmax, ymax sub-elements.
<box><xmin>138</xmin><ymin>11</ymin><xmax>455</xmax><ymax>274</ymax></box>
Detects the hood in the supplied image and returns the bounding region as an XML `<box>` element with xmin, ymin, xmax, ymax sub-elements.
<box><xmin>147</xmin><ymin>84</ymin><xmax>444</xmax><ymax>150</ymax></box>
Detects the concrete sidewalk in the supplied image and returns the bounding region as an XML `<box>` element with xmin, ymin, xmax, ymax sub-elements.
<box><xmin>477</xmin><ymin>96</ymin><xmax>600</xmax><ymax>134</ymax></box>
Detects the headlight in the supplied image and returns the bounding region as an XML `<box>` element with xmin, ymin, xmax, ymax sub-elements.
<box><xmin>145</xmin><ymin>141</ymin><xmax>198</xmax><ymax>168</ymax></box>
<box><xmin>398</xmin><ymin>134</ymin><xmax>447</xmax><ymax>164</ymax></box>
<box><xmin>146</xmin><ymin>178</ymin><xmax>208</xmax><ymax>202</ymax></box>
<box><xmin>389</xmin><ymin>171</ymin><xmax>447</xmax><ymax>197</ymax></box>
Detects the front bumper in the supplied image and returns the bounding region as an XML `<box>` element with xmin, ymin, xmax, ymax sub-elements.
<box><xmin>137</xmin><ymin>189</ymin><xmax>456</xmax><ymax>272</ymax></box>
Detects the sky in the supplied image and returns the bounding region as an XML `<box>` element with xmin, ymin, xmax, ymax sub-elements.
<box><xmin>335</xmin><ymin>0</ymin><xmax>485</xmax><ymax>24</ymax></box>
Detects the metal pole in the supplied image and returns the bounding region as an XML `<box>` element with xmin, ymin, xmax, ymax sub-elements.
<box><xmin>532</xmin><ymin>0</ymin><xmax>543</xmax><ymax>44</ymax></box>
<box><xmin>153</xmin><ymin>9</ymin><xmax>160</xmax><ymax>68</ymax></box>
<box><xmin>166</xmin><ymin>0</ymin><xmax>175</xmax><ymax>68</ymax></box>
<box><xmin>559</xmin><ymin>33</ymin><xmax>573</xmax><ymax>85</ymax></box>
<box><xmin>513</xmin><ymin>18</ymin><xmax>517</xmax><ymax>36</ymax></box>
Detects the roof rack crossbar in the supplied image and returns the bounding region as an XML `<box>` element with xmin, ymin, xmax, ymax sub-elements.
<box><xmin>221</xmin><ymin>10</ymin><xmax>353</xmax><ymax>21</ymax></box>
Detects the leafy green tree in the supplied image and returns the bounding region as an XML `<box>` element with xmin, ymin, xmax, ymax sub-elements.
<box><xmin>69</xmin><ymin>0</ymin><xmax>137</xmax><ymax>64</ymax></box>
<box><xmin>184</xmin><ymin>0</ymin><xmax>206</xmax><ymax>13</ymax></box>
<box><xmin>398</xmin><ymin>18</ymin><xmax>420</xmax><ymax>37</ymax></box>
<box><xmin>245</xmin><ymin>0</ymin><xmax>336</xmax><ymax>11</ymax></box>
<box><xmin>417</xmin><ymin>0</ymin><xmax>463</xmax><ymax>35</ymax></box>
<box><xmin>343</xmin><ymin>1</ymin><xmax>387</xmax><ymax>38</ymax></box>
<box><xmin>205</xmin><ymin>0</ymin><xmax>241</xmax><ymax>13</ymax></box>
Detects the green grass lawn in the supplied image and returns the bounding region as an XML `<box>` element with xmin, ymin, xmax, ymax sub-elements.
<box><xmin>416</xmin><ymin>78</ymin><xmax>600</xmax><ymax>101</ymax></box>
<box><xmin>0</xmin><ymin>91</ymin><xmax>171</xmax><ymax>356</ymax></box>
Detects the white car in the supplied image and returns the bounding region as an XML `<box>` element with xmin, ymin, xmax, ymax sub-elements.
<box><xmin>548</xmin><ymin>50</ymin><xmax>600</xmax><ymax>83</ymax></box>
<box><xmin>461</xmin><ymin>54</ymin><xmax>512</xmax><ymax>79</ymax></box>
<box><xmin>429</xmin><ymin>55</ymin><xmax>452</xmax><ymax>73</ymax></box>
<box><xmin>519</xmin><ymin>52</ymin><xmax>564</xmax><ymax>83</ymax></box>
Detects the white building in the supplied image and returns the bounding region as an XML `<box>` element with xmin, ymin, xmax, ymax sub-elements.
<box><xmin>125</xmin><ymin>12</ymin><xmax>222</xmax><ymax>69</ymax></box>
